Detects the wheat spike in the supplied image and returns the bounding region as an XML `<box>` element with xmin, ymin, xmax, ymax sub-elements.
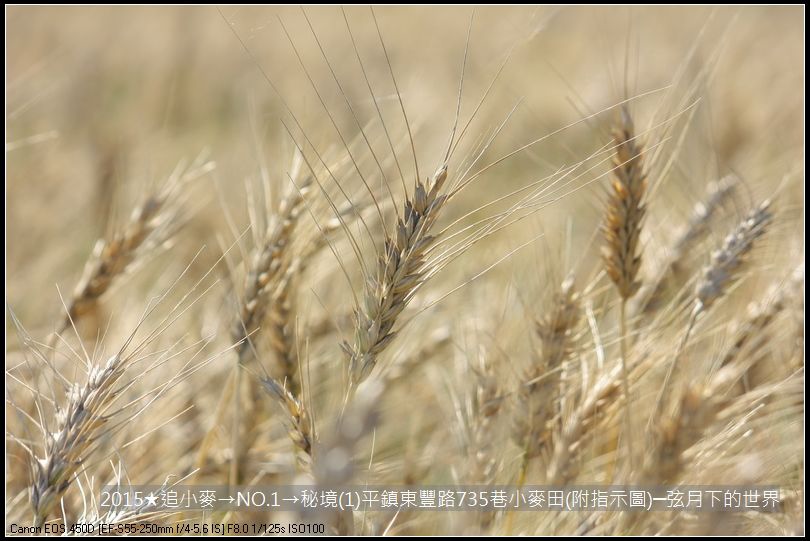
<box><xmin>31</xmin><ymin>355</ymin><xmax>126</xmax><ymax>526</ymax></box>
<box><xmin>643</xmin><ymin>384</ymin><xmax>721</xmax><ymax>484</ymax></box>
<box><xmin>233</xmin><ymin>177</ymin><xmax>314</xmax><ymax>369</ymax></box>
<box><xmin>344</xmin><ymin>165</ymin><xmax>448</xmax><ymax>385</ymax></box>
<box><xmin>601</xmin><ymin>105</ymin><xmax>647</xmax><ymax>466</ymax></box>
<box><xmin>639</xmin><ymin>175</ymin><xmax>737</xmax><ymax>314</ymax></box>
<box><xmin>545</xmin><ymin>364</ymin><xmax>623</xmax><ymax>486</ymax></box>
<box><xmin>63</xmin><ymin>160</ymin><xmax>211</xmax><ymax>332</ymax></box>
<box><xmin>513</xmin><ymin>277</ymin><xmax>580</xmax><ymax>460</ymax></box>
<box><xmin>602</xmin><ymin>105</ymin><xmax>647</xmax><ymax>300</ymax></box>
<box><xmin>695</xmin><ymin>200</ymin><xmax>772</xmax><ymax>313</ymax></box>
<box><xmin>259</xmin><ymin>377</ymin><xmax>314</xmax><ymax>471</ymax></box>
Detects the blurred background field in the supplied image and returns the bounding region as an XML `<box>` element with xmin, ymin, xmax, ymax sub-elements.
<box><xmin>7</xmin><ymin>5</ymin><xmax>803</xmax><ymax>322</ymax></box>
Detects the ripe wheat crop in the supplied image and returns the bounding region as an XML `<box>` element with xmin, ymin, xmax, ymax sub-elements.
<box><xmin>6</xmin><ymin>5</ymin><xmax>804</xmax><ymax>536</ymax></box>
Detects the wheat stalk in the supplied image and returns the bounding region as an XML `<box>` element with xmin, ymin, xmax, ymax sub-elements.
<box><xmin>602</xmin><ymin>104</ymin><xmax>647</xmax><ymax>464</ymax></box>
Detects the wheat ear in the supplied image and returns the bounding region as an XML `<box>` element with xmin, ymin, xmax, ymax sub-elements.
<box><xmin>467</xmin><ymin>352</ymin><xmax>504</xmax><ymax>532</ymax></box>
<box><xmin>259</xmin><ymin>377</ymin><xmax>314</xmax><ymax>471</ymax></box>
<box><xmin>227</xmin><ymin>176</ymin><xmax>314</xmax><ymax>486</ymax></box>
<box><xmin>512</xmin><ymin>278</ymin><xmax>580</xmax><ymax>470</ymax></box>
<box><xmin>623</xmin><ymin>383</ymin><xmax>723</xmax><ymax>535</ymax></box>
<box><xmin>639</xmin><ymin>175</ymin><xmax>737</xmax><ymax>315</ymax></box>
<box><xmin>656</xmin><ymin>200</ymin><xmax>773</xmax><ymax>417</ymax></box>
<box><xmin>505</xmin><ymin>278</ymin><xmax>580</xmax><ymax>535</ymax></box>
<box><xmin>545</xmin><ymin>364</ymin><xmax>623</xmax><ymax>486</ymax></box>
<box><xmin>602</xmin><ymin>105</ymin><xmax>647</xmax><ymax>464</ymax></box>
<box><xmin>695</xmin><ymin>200</ymin><xmax>772</xmax><ymax>312</ymax></box>
<box><xmin>343</xmin><ymin>165</ymin><xmax>448</xmax><ymax>387</ymax></box>
<box><xmin>233</xmin><ymin>176</ymin><xmax>314</xmax><ymax>373</ymax></box>
<box><xmin>644</xmin><ymin>385</ymin><xmax>722</xmax><ymax>485</ymax></box>
<box><xmin>30</xmin><ymin>354</ymin><xmax>126</xmax><ymax>526</ymax></box>
<box><xmin>718</xmin><ymin>264</ymin><xmax>803</xmax><ymax>388</ymax></box>
<box><xmin>62</xmin><ymin>160</ymin><xmax>211</xmax><ymax>333</ymax></box>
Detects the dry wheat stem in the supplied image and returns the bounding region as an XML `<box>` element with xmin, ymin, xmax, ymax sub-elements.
<box><xmin>617</xmin><ymin>299</ymin><xmax>634</xmax><ymax>464</ymax></box>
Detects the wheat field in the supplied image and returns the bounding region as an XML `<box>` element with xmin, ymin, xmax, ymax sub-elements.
<box><xmin>5</xmin><ymin>5</ymin><xmax>804</xmax><ymax>536</ymax></box>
